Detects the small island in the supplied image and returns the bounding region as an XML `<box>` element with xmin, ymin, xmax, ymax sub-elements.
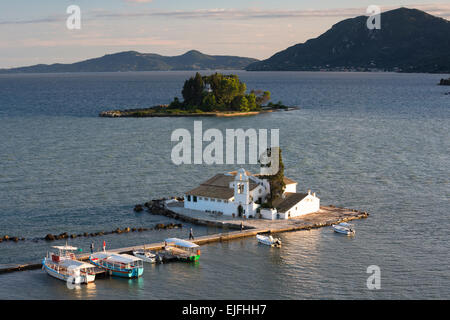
<box><xmin>99</xmin><ymin>72</ymin><xmax>297</xmax><ymax>117</ymax></box>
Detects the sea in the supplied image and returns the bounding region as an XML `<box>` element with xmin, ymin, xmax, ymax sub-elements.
<box><xmin>0</xmin><ymin>71</ymin><xmax>448</xmax><ymax>299</ymax></box>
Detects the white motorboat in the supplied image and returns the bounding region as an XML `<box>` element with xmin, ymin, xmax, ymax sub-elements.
<box><xmin>256</xmin><ymin>234</ymin><xmax>282</xmax><ymax>247</ymax></box>
<box><xmin>133</xmin><ymin>249</ymin><xmax>157</xmax><ymax>263</ymax></box>
<box><xmin>42</xmin><ymin>245</ymin><xmax>96</xmax><ymax>284</ymax></box>
<box><xmin>332</xmin><ymin>222</ymin><xmax>355</xmax><ymax>235</ymax></box>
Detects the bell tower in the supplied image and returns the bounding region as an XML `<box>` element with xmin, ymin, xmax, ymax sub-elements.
<box><xmin>234</xmin><ymin>168</ymin><xmax>250</xmax><ymax>216</ymax></box>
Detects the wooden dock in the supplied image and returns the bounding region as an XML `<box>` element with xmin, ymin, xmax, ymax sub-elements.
<box><xmin>0</xmin><ymin>205</ymin><xmax>368</xmax><ymax>275</ymax></box>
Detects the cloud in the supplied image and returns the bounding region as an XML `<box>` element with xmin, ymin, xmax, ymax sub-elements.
<box><xmin>0</xmin><ymin>17</ymin><xmax>61</xmax><ymax>25</ymax></box>
<box><xmin>1</xmin><ymin>4</ymin><xmax>449</xmax><ymax>26</ymax></box>
<box><xmin>125</xmin><ymin>0</ymin><xmax>154</xmax><ymax>3</ymax></box>
<box><xmin>11</xmin><ymin>37</ymin><xmax>180</xmax><ymax>48</ymax></box>
<box><xmin>93</xmin><ymin>4</ymin><xmax>450</xmax><ymax>20</ymax></box>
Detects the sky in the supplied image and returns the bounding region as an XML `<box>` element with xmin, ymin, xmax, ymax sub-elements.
<box><xmin>0</xmin><ymin>0</ymin><xmax>449</xmax><ymax>68</ymax></box>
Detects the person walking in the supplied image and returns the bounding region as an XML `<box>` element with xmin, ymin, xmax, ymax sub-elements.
<box><xmin>90</xmin><ymin>242</ymin><xmax>94</xmax><ymax>253</ymax></box>
<box><xmin>240</xmin><ymin>221</ymin><xmax>244</xmax><ymax>232</ymax></box>
<box><xmin>102</xmin><ymin>240</ymin><xmax>106</xmax><ymax>252</ymax></box>
<box><xmin>189</xmin><ymin>228</ymin><xmax>194</xmax><ymax>240</ymax></box>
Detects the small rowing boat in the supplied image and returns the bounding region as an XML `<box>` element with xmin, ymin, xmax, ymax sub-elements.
<box><xmin>256</xmin><ymin>234</ymin><xmax>282</xmax><ymax>247</ymax></box>
<box><xmin>42</xmin><ymin>245</ymin><xmax>96</xmax><ymax>284</ymax></box>
<box><xmin>89</xmin><ymin>252</ymin><xmax>144</xmax><ymax>278</ymax></box>
<box><xmin>332</xmin><ymin>222</ymin><xmax>355</xmax><ymax>235</ymax></box>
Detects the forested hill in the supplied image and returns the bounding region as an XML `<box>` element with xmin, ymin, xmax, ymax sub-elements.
<box><xmin>246</xmin><ymin>8</ymin><xmax>450</xmax><ymax>73</ymax></box>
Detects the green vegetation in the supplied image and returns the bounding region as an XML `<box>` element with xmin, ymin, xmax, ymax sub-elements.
<box><xmin>169</xmin><ymin>72</ymin><xmax>274</xmax><ymax>112</ymax></box>
<box><xmin>99</xmin><ymin>72</ymin><xmax>293</xmax><ymax>117</ymax></box>
<box><xmin>259</xmin><ymin>148</ymin><xmax>286</xmax><ymax>207</ymax></box>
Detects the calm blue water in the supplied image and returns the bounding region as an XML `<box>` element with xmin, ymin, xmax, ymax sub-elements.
<box><xmin>0</xmin><ymin>71</ymin><xmax>449</xmax><ymax>299</ymax></box>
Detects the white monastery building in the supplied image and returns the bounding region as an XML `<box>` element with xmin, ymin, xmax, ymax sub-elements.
<box><xmin>184</xmin><ymin>168</ymin><xmax>320</xmax><ymax>220</ymax></box>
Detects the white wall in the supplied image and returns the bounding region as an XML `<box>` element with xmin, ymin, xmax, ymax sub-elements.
<box><xmin>260</xmin><ymin>208</ymin><xmax>278</xmax><ymax>220</ymax></box>
<box><xmin>250</xmin><ymin>184</ymin><xmax>269</xmax><ymax>204</ymax></box>
<box><xmin>184</xmin><ymin>195</ymin><xmax>236</xmax><ymax>215</ymax></box>
<box><xmin>285</xmin><ymin>183</ymin><xmax>297</xmax><ymax>193</ymax></box>
<box><xmin>282</xmin><ymin>194</ymin><xmax>320</xmax><ymax>218</ymax></box>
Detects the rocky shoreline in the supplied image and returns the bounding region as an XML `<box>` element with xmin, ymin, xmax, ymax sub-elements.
<box><xmin>99</xmin><ymin>106</ymin><xmax>298</xmax><ymax>118</ymax></box>
<box><xmin>1</xmin><ymin>222</ymin><xmax>182</xmax><ymax>244</ymax></box>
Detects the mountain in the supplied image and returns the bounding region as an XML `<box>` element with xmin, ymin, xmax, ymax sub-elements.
<box><xmin>0</xmin><ymin>50</ymin><xmax>259</xmax><ymax>73</ymax></box>
<box><xmin>246</xmin><ymin>8</ymin><xmax>450</xmax><ymax>73</ymax></box>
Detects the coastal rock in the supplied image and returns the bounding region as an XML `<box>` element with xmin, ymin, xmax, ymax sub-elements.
<box><xmin>70</xmin><ymin>234</ymin><xmax>77</xmax><ymax>238</ymax></box>
<box><xmin>144</xmin><ymin>201</ymin><xmax>152</xmax><ymax>208</ymax></box>
<box><xmin>132</xmin><ymin>228</ymin><xmax>137</xmax><ymax>232</ymax></box>
<box><xmin>83</xmin><ymin>232</ymin><xmax>89</xmax><ymax>237</ymax></box>
<box><xmin>57</xmin><ymin>232</ymin><xmax>68</xmax><ymax>240</ymax></box>
<box><xmin>45</xmin><ymin>234</ymin><xmax>55</xmax><ymax>241</ymax></box>
<box><xmin>3</xmin><ymin>235</ymin><xmax>9</xmax><ymax>241</ymax></box>
<box><xmin>115</xmin><ymin>228</ymin><xmax>122</xmax><ymax>234</ymax></box>
<box><xmin>123</xmin><ymin>227</ymin><xmax>131</xmax><ymax>233</ymax></box>
<box><xmin>12</xmin><ymin>237</ymin><xmax>19</xmax><ymax>242</ymax></box>
<box><xmin>439</xmin><ymin>78</ymin><xmax>450</xmax><ymax>85</ymax></box>
<box><xmin>155</xmin><ymin>223</ymin><xmax>165</xmax><ymax>230</ymax></box>
<box><xmin>134</xmin><ymin>204</ymin><xmax>144</xmax><ymax>212</ymax></box>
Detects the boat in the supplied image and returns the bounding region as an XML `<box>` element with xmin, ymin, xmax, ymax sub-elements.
<box><xmin>42</xmin><ymin>245</ymin><xmax>96</xmax><ymax>284</ymax></box>
<box><xmin>132</xmin><ymin>249</ymin><xmax>157</xmax><ymax>264</ymax></box>
<box><xmin>332</xmin><ymin>222</ymin><xmax>355</xmax><ymax>235</ymax></box>
<box><xmin>89</xmin><ymin>252</ymin><xmax>144</xmax><ymax>278</ymax></box>
<box><xmin>256</xmin><ymin>234</ymin><xmax>282</xmax><ymax>247</ymax></box>
<box><xmin>163</xmin><ymin>238</ymin><xmax>201</xmax><ymax>262</ymax></box>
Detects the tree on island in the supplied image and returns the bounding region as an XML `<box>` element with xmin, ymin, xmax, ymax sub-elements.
<box><xmin>259</xmin><ymin>148</ymin><xmax>286</xmax><ymax>208</ymax></box>
<box><xmin>170</xmin><ymin>72</ymin><xmax>274</xmax><ymax>112</ymax></box>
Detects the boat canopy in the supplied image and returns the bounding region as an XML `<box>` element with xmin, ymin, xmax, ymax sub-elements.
<box><xmin>110</xmin><ymin>253</ymin><xmax>143</xmax><ymax>263</ymax></box>
<box><xmin>91</xmin><ymin>252</ymin><xmax>143</xmax><ymax>263</ymax></box>
<box><xmin>58</xmin><ymin>259</ymin><xmax>95</xmax><ymax>269</ymax></box>
<box><xmin>52</xmin><ymin>245</ymin><xmax>78</xmax><ymax>251</ymax></box>
<box><xmin>165</xmin><ymin>238</ymin><xmax>199</xmax><ymax>248</ymax></box>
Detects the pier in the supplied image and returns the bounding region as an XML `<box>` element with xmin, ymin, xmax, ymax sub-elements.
<box><xmin>0</xmin><ymin>203</ymin><xmax>368</xmax><ymax>274</ymax></box>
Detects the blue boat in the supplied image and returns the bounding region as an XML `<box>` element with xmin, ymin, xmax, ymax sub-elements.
<box><xmin>89</xmin><ymin>252</ymin><xmax>144</xmax><ymax>278</ymax></box>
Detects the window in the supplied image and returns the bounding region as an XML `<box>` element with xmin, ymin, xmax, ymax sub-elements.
<box><xmin>193</xmin><ymin>196</ymin><xmax>197</xmax><ymax>202</ymax></box>
<box><xmin>218</xmin><ymin>199</ymin><xmax>222</xmax><ymax>202</ymax></box>
<box><xmin>187</xmin><ymin>195</ymin><xmax>191</xmax><ymax>202</ymax></box>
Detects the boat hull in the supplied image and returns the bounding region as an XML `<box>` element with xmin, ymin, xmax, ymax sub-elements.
<box><xmin>332</xmin><ymin>225</ymin><xmax>355</xmax><ymax>235</ymax></box>
<box><xmin>89</xmin><ymin>258</ymin><xmax>144</xmax><ymax>278</ymax></box>
<box><xmin>256</xmin><ymin>235</ymin><xmax>281</xmax><ymax>247</ymax></box>
<box><xmin>179</xmin><ymin>254</ymin><xmax>200</xmax><ymax>262</ymax></box>
<box><xmin>42</xmin><ymin>259</ymin><xmax>94</xmax><ymax>284</ymax></box>
<box><xmin>133</xmin><ymin>251</ymin><xmax>156</xmax><ymax>264</ymax></box>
